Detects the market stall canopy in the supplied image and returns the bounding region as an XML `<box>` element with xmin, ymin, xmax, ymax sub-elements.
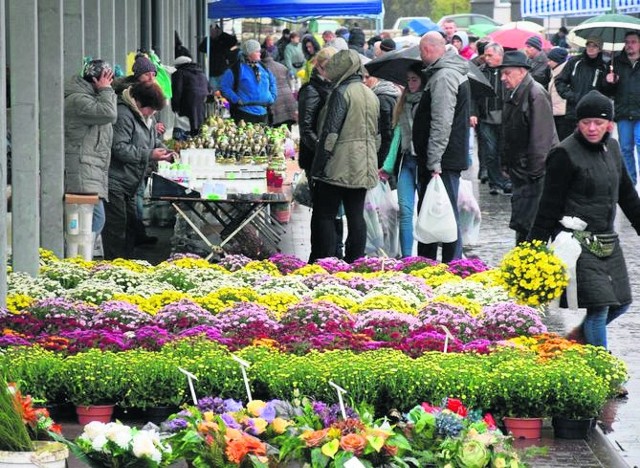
<box><xmin>521</xmin><ymin>0</ymin><xmax>640</xmax><ymax>17</ymax></box>
<box><xmin>207</xmin><ymin>0</ymin><xmax>383</xmax><ymax>19</ymax></box>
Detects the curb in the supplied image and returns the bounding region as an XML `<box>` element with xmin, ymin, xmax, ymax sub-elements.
<box><xmin>589</xmin><ymin>425</ymin><xmax>631</xmax><ymax>468</ymax></box>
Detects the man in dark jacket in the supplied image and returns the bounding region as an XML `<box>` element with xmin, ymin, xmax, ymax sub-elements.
<box><xmin>104</xmin><ymin>82</ymin><xmax>174</xmax><ymax>259</ymax></box>
<box><xmin>555</xmin><ymin>36</ymin><xmax>607</xmax><ymax>136</ymax></box>
<box><xmin>474</xmin><ymin>42</ymin><xmax>511</xmax><ymax>195</ymax></box>
<box><xmin>198</xmin><ymin>24</ymin><xmax>238</xmax><ymax>90</ymax></box>
<box><xmin>499</xmin><ymin>51</ymin><xmax>558</xmax><ymax>244</ymax></box>
<box><xmin>529</xmin><ymin>91</ymin><xmax>640</xmax><ymax>349</ymax></box>
<box><xmin>171</xmin><ymin>49</ymin><xmax>211</xmax><ymax>136</ymax></box>
<box><xmin>413</xmin><ymin>31</ymin><xmax>470</xmax><ymax>263</ymax></box>
<box><xmin>524</xmin><ymin>36</ymin><xmax>551</xmax><ymax>88</ymax></box>
<box><xmin>604</xmin><ymin>31</ymin><xmax>640</xmax><ymax>185</ymax></box>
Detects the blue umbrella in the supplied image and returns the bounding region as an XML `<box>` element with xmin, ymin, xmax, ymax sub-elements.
<box><xmin>408</xmin><ymin>18</ymin><xmax>441</xmax><ymax>36</ymax></box>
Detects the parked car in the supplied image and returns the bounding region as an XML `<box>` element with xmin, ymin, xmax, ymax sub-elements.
<box><xmin>437</xmin><ymin>14</ymin><xmax>502</xmax><ymax>33</ymax></box>
<box><xmin>392</xmin><ymin>16</ymin><xmax>433</xmax><ymax>31</ymax></box>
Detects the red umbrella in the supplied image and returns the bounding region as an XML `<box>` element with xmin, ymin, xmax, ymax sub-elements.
<box><xmin>487</xmin><ymin>29</ymin><xmax>552</xmax><ymax>51</ymax></box>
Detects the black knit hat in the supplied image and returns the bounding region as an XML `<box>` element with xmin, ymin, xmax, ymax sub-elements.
<box><xmin>380</xmin><ymin>38</ymin><xmax>396</xmax><ymax>52</ymax></box>
<box><xmin>132</xmin><ymin>55</ymin><xmax>156</xmax><ymax>79</ymax></box>
<box><xmin>525</xmin><ymin>36</ymin><xmax>542</xmax><ymax>51</ymax></box>
<box><xmin>576</xmin><ymin>90</ymin><xmax>613</xmax><ymax>121</ymax></box>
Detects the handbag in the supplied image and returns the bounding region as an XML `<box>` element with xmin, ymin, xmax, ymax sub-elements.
<box><xmin>292</xmin><ymin>172</ymin><xmax>313</xmax><ymax>207</ymax></box>
<box><xmin>414</xmin><ymin>175</ymin><xmax>458</xmax><ymax>244</ymax></box>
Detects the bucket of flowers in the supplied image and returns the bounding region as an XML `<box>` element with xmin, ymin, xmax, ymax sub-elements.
<box><xmin>0</xmin><ymin>379</ymin><xmax>68</xmax><ymax>467</ymax></box>
<box><xmin>51</xmin><ymin>420</ymin><xmax>173</xmax><ymax>467</ymax></box>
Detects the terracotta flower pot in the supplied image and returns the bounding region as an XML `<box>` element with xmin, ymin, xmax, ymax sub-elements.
<box><xmin>503</xmin><ymin>416</ymin><xmax>543</xmax><ymax>439</ymax></box>
<box><xmin>75</xmin><ymin>404</ymin><xmax>115</xmax><ymax>425</ymax></box>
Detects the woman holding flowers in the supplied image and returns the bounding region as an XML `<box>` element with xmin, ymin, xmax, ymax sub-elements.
<box><xmin>528</xmin><ymin>91</ymin><xmax>640</xmax><ymax>350</ymax></box>
<box><xmin>379</xmin><ymin>63</ymin><xmax>425</xmax><ymax>258</ymax></box>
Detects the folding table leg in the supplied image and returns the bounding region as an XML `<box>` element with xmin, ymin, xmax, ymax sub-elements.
<box><xmin>172</xmin><ymin>203</ymin><xmax>223</xmax><ymax>260</ymax></box>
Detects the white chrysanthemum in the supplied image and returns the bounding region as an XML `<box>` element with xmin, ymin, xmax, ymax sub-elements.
<box><xmin>91</xmin><ymin>434</ymin><xmax>108</xmax><ymax>452</ymax></box>
<box><xmin>132</xmin><ymin>431</ymin><xmax>161</xmax><ymax>463</ymax></box>
<box><xmin>105</xmin><ymin>422</ymin><xmax>133</xmax><ymax>449</ymax></box>
<box><xmin>82</xmin><ymin>421</ymin><xmax>107</xmax><ymax>441</ymax></box>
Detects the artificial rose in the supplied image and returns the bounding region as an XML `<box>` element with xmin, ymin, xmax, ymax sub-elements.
<box><xmin>301</xmin><ymin>429</ymin><xmax>328</xmax><ymax>447</ymax></box>
<box><xmin>271</xmin><ymin>417</ymin><xmax>292</xmax><ymax>434</ymax></box>
<box><xmin>383</xmin><ymin>444</ymin><xmax>399</xmax><ymax>456</ymax></box>
<box><xmin>446</xmin><ymin>398</ymin><xmax>468</xmax><ymax>417</ymax></box>
<box><xmin>339</xmin><ymin>433</ymin><xmax>367</xmax><ymax>455</ymax></box>
<box><xmin>225</xmin><ymin>438</ymin><xmax>250</xmax><ymax>464</ymax></box>
<box><xmin>421</xmin><ymin>402</ymin><xmax>437</xmax><ymax>413</ymax></box>
<box><xmin>246</xmin><ymin>399</ymin><xmax>267</xmax><ymax>417</ymax></box>
<box><xmin>456</xmin><ymin>439</ymin><xmax>490</xmax><ymax>468</ymax></box>
<box><xmin>483</xmin><ymin>413</ymin><xmax>497</xmax><ymax>429</ymax></box>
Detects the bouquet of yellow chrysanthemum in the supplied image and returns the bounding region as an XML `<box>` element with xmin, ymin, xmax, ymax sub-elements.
<box><xmin>498</xmin><ymin>240</ymin><xmax>568</xmax><ymax>307</ymax></box>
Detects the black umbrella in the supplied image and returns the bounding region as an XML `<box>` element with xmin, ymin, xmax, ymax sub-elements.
<box><xmin>365</xmin><ymin>45</ymin><xmax>495</xmax><ymax>97</ymax></box>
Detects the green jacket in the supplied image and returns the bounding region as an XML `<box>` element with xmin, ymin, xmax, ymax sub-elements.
<box><xmin>312</xmin><ymin>50</ymin><xmax>380</xmax><ymax>189</ymax></box>
<box><xmin>64</xmin><ymin>75</ymin><xmax>117</xmax><ymax>199</ymax></box>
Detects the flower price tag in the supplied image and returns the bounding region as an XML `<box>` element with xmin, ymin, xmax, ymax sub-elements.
<box><xmin>329</xmin><ymin>380</ymin><xmax>348</xmax><ymax>420</ymax></box>
<box><xmin>232</xmin><ymin>354</ymin><xmax>253</xmax><ymax>402</ymax></box>
<box><xmin>178</xmin><ymin>367</ymin><xmax>199</xmax><ymax>405</ymax></box>
<box><xmin>440</xmin><ymin>325</ymin><xmax>454</xmax><ymax>353</ymax></box>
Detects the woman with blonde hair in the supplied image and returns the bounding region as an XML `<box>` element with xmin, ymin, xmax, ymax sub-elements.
<box><xmin>379</xmin><ymin>62</ymin><xmax>425</xmax><ymax>257</ymax></box>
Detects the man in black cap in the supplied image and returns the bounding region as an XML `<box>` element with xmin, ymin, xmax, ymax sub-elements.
<box><xmin>499</xmin><ymin>50</ymin><xmax>557</xmax><ymax>243</ymax></box>
<box><xmin>198</xmin><ymin>24</ymin><xmax>239</xmax><ymax>91</ymax></box>
<box><xmin>529</xmin><ymin>90</ymin><xmax>640</xmax><ymax>352</ymax></box>
<box><xmin>524</xmin><ymin>35</ymin><xmax>551</xmax><ymax>87</ymax></box>
<box><xmin>555</xmin><ymin>36</ymin><xmax>607</xmax><ymax>140</ymax></box>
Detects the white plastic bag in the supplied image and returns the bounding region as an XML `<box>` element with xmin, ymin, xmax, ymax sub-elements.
<box><xmin>550</xmin><ymin>230</ymin><xmax>582</xmax><ymax>309</ymax></box>
<box><xmin>457</xmin><ymin>179</ymin><xmax>481</xmax><ymax>245</ymax></box>
<box><xmin>364</xmin><ymin>181</ymin><xmax>400</xmax><ymax>257</ymax></box>
<box><xmin>414</xmin><ymin>175</ymin><xmax>458</xmax><ymax>244</ymax></box>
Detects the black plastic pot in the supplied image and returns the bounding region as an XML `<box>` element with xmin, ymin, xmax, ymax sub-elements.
<box><xmin>552</xmin><ymin>417</ymin><xmax>594</xmax><ymax>439</ymax></box>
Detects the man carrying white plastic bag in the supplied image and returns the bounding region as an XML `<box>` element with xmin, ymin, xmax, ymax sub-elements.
<box><xmin>414</xmin><ymin>174</ymin><xmax>458</xmax><ymax>245</ymax></box>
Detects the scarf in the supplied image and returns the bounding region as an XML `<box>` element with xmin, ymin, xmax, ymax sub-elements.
<box><xmin>247</xmin><ymin>60</ymin><xmax>261</xmax><ymax>83</ymax></box>
<box><xmin>399</xmin><ymin>91</ymin><xmax>422</xmax><ymax>153</ymax></box>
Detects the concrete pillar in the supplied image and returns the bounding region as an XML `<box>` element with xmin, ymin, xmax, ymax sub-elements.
<box><xmin>0</xmin><ymin>0</ymin><xmax>8</xmax><ymax>304</ymax></box>
<box><xmin>126</xmin><ymin>0</ymin><xmax>138</xmax><ymax>62</ymax></box>
<box><xmin>114</xmin><ymin>0</ymin><xmax>128</xmax><ymax>70</ymax></box>
<box><xmin>63</xmin><ymin>0</ymin><xmax>84</xmax><ymax>80</ymax></box>
<box><xmin>84</xmin><ymin>0</ymin><xmax>100</xmax><ymax>58</ymax></box>
<box><xmin>99</xmin><ymin>0</ymin><xmax>115</xmax><ymax>65</ymax></box>
<box><xmin>38</xmin><ymin>0</ymin><xmax>65</xmax><ymax>258</ymax></box>
<box><xmin>8</xmin><ymin>0</ymin><xmax>40</xmax><ymax>276</ymax></box>
<box><xmin>140</xmin><ymin>0</ymin><xmax>152</xmax><ymax>51</ymax></box>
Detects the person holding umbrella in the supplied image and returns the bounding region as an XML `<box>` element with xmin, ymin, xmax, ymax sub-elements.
<box><xmin>379</xmin><ymin>62</ymin><xmax>425</xmax><ymax>257</ymax></box>
<box><xmin>604</xmin><ymin>31</ymin><xmax>640</xmax><ymax>185</ymax></box>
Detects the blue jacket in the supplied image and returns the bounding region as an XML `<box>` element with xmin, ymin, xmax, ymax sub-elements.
<box><xmin>219</xmin><ymin>61</ymin><xmax>277</xmax><ymax>116</ymax></box>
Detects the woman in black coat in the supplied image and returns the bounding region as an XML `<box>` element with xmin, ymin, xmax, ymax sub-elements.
<box><xmin>171</xmin><ymin>51</ymin><xmax>211</xmax><ymax>135</ymax></box>
<box><xmin>529</xmin><ymin>91</ymin><xmax>640</xmax><ymax>350</ymax></box>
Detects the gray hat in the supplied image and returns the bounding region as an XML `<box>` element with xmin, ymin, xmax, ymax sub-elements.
<box><xmin>242</xmin><ymin>39</ymin><xmax>261</xmax><ymax>56</ymax></box>
<box><xmin>132</xmin><ymin>55</ymin><xmax>156</xmax><ymax>79</ymax></box>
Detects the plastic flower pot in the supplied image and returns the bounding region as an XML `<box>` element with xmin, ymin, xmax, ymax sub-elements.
<box><xmin>0</xmin><ymin>441</ymin><xmax>69</xmax><ymax>468</ymax></box>
<box><xmin>552</xmin><ymin>417</ymin><xmax>594</xmax><ymax>439</ymax></box>
<box><xmin>503</xmin><ymin>417</ymin><xmax>543</xmax><ymax>439</ymax></box>
<box><xmin>75</xmin><ymin>404</ymin><xmax>115</xmax><ymax>425</ymax></box>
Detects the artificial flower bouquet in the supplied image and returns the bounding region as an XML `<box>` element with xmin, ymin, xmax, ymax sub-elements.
<box><xmin>399</xmin><ymin>398</ymin><xmax>524</xmax><ymax>468</ymax></box>
<box><xmin>52</xmin><ymin>420</ymin><xmax>173</xmax><ymax>468</ymax></box>
<box><xmin>162</xmin><ymin>396</ymin><xmax>288</xmax><ymax>467</ymax></box>
<box><xmin>498</xmin><ymin>240</ymin><xmax>568</xmax><ymax>307</ymax></box>
<box><xmin>274</xmin><ymin>400</ymin><xmax>411</xmax><ymax>467</ymax></box>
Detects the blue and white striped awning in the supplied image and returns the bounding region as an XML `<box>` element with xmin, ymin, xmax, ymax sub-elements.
<box><xmin>522</xmin><ymin>0</ymin><xmax>640</xmax><ymax>17</ymax></box>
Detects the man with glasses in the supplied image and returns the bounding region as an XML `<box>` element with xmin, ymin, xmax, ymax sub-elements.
<box><xmin>605</xmin><ymin>31</ymin><xmax>640</xmax><ymax>185</ymax></box>
<box><xmin>556</xmin><ymin>36</ymin><xmax>607</xmax><ymax>140</ymax></box>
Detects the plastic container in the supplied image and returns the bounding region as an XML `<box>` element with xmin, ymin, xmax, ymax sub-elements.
<box><xmin>64</xmin><ymin>194</ymin><xmax>98</xmax><ymax>260</ymax></box>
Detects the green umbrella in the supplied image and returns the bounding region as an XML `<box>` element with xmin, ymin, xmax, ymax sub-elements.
<box><xmin>567</xmin><ymin>13</ymin><xmax>640</xmax><ymax>52</ymax></box>
<box><xmin>468</xmin><ymin>23</ymin><xmax>499</xmax><ymax>38</ymax></box>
